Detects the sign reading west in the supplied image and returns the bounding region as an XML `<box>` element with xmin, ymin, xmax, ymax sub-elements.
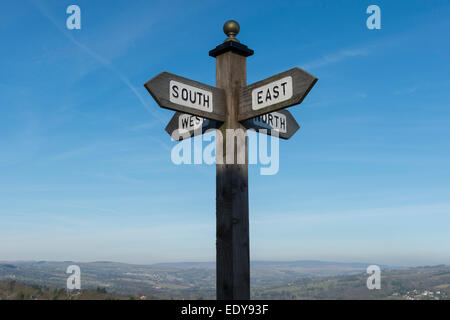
<box><xmin>144</xmin><ymin>72</ymin><xmax>226</xmax><ymax>122</ymax></box>
<box><xmin>165</xmin><ymin>112</ymin><xmax>222</xmax><ymax>141</ymax></box>
<box><xmin>238</xmin><ymin>67</ymin><xmax>317</xmax><ymax>121</ymax></box>
<box><xmin>242</xmin><ymin>109</ymin><xmax>299</xmax><ymax>140</ymax></box>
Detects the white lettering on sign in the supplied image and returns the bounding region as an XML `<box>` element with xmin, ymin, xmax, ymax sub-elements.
<box><xmin>178</xmin><ymin>114</ymin><xmax>209</xmax><ymax>134</ymax></box>
<box><xmin>251</xmin><ymin>76</ymin><xmax>293</xmax><ymax>110</ymax></box>
<box><xmin>252</xmin><ymin>112</ymin><xmax>287</xmax><ymax>133</ymax></box>
<box><xmin>170</xmin><ymin>80</ymin><xmax>213</xmax><ymax>113</ymax></box>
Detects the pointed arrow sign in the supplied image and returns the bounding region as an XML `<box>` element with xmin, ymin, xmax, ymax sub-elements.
<box><xmin>238</xmin><ymin>67</ymin><xmax>317</xmax><ymax>121</ymax></box>
<box><xmin>241</xmin><ymin>109</ymin><xmax>300</xmax><ymax>140</ymax></box>
<box><xmin>144</xmin><ymin>72</ymin><xmax>226</xmax><ymax>122</ymax></box>
<box><xmin>165</xmin><ymin>112</ymin><xmax>222</xmax><ymax>141</ymax></box>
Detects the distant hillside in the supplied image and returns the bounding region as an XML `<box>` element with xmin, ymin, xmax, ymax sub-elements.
<box><xmin>153</xmin><ymin>260</ymin><xmax>388</xmax><ymax>269</ymax></box>
<box><xmin>0</xmin><ymin>280</ymin><xmax>129</xmax><ymax>300</ymax></box>
<box><xmin>0</xmin><ymin>260</ymin><xmax>376</xmax><ymax>296</ymax></box>
<box><xmin>0</xmin><ymin>261</ymin><xmax>448</xmax><ymax>299</ymax></box>
<box><xmin>253</xmin><ymin>265</ymin><xmax>450</xmax><ymax>300</ymax></box>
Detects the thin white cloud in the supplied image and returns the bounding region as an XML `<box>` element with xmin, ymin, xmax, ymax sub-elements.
<box><xmin>394</xmin><ymin>86</ymin><xmax>419</xmax><ymax>95</ymax></box>
<box><xmin>129</xmin><ymin>120</ymin><xmax>160</xmax><ymax>132</ymax></box>
<box><xmin>301</xmin><ymin>47</ymin><xmax>370</xmax><ymax>70</ymax></box>
<box><xmin>252</xmin><ymin>202</ymin><xmax>450</xmax><ymax>226</ymax></box>
<box><xmin>299</xmin><ymin>28</ymin><xmax>417</xmax><ymax>71</ymax></box>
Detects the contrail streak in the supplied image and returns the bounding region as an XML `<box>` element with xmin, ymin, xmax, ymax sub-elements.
<box><xmin>32</xmin><ymin>0</ymin><xmax>166</xmax><ymax>124</ymax></box>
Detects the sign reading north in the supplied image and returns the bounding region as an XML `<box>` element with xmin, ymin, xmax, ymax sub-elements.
<box><xmin>251</xmin><ymin>112</ymin><xmax>287</xmax><ymax>133</ymax></box>
<box><xmin>170</xmin><ymin>80</ymin><xmax>213</xmax><ymax>113</ymax></box>
<box><xmin>252</xmin><ymin>77</ymin><xmax>293</xmax><ymax>111</ymax></box>
<box><xmin>238</xmin><ymin>67</ymin><xmax>317</xmax><ymax>121</ymax></box>
<box><xmin>144</xmin><ymin>72</ymin><xmax>226</xmax><ymax>121</ymax></box>
<box><xmin>242</xmin><ymin>109</ymin><xmax>299</xmax><ymax>140</ymax></box>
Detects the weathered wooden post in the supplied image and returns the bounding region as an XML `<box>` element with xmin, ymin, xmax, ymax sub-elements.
<box><xmin>209</xmin><ymin>20</ymin><xmax>254</xmax><ymax>300</ymax></box>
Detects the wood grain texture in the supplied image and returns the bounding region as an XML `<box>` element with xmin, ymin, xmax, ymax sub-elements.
<box><xmin>165</xmin><ymin>112</ymin><xmax>222</xmax><ymax>141</ymax></box>
<box><xmin>241</xmin><ymin>109</ymin><xmax>300</xmax><ymax>140</ymax></box>
<box><xmin>215</xmin><ymin>51</ymin><xmax>250</xmax><ymax>300</ymax></box>
<box><xmin>144</xmin><ymin>72</ymin><xmax>226</xmax><ymax>121</ymax></box>
<box><xmin>238</xmin><ymin>67</ymin><xmax>317</xmax><ymax>121</ymax></box>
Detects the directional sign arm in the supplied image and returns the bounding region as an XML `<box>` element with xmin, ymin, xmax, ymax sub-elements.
<box><xmin>238</xmin><ymin>67</ymin><xmax>317</xmax><ymax>121</ymax></box>
<box><xmin>241</xmin><ymin>109</ymin><xmax>300</xmax><ymax>139</ymax></box>
<box><xmin>165</xmin><ymin>112</ymin><xmax>222</xmax><ymax>141</ymax></box>
<box><xmin>144</xmin><ymin>72</ymin><xmax>226</xmax><ymax>122</ymax></box>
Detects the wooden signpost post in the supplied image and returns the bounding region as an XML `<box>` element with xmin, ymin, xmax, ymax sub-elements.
<box><xmin>144</xmin><ymin>20</ymin><xmax>317</xmax><ymax>300</ymax></box>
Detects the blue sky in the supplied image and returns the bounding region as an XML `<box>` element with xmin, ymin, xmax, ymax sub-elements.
<box><xmin>0</xmin><ymin>0</ymin><xmax>449</xmax><ymax>266</ymax></box>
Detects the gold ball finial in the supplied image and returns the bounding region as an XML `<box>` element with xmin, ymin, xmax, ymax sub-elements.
<box><xmin>223</xmin><ymin>20</ymin><xmax>240</xmax><ymax>42</ymax></box>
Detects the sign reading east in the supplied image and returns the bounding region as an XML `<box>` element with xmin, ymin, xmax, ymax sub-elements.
<box><xmin>252</xmin><ymin>77</ymin><xmax>293</xmax><ymax>111</ymax></box>
<box><xmin>165</xmin><ymin>112</ymin><xmax>222</xmax><ymax>141</ymax></box>
<box><xmin>144</xmin><ymin>72</ymin><xmax>226</xmax><ymax>121</ymax></box>
<box><xmin>238</xmin><ymin>67</ymin><xmax>317</xmax><ymax>121</ymax></box>
<box><xmin>242</xmin><ymin>109</ymin><xmax>299</xmax><ymax>140</ymax></box>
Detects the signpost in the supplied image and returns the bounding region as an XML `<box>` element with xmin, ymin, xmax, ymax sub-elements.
<box><xmin>144</xmin><ymin>20</ymin><xmax>317</xmax><ymax>300</ymax></box>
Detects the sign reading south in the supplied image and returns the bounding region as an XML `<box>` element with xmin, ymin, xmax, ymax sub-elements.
<box><xmin>170</xmin><ymin>80</ymin><xmax>213</xmax><ymax>113</ymax></box>
<box><xmin>252</xmin><ymin>77</ymin><xmax>293</xmax><ymax>111</ymax></box>
<box><xmin>238</xmin><ymin>68</ymin><xmax>317</xmax><ymax>121</ymax></box>
<box><xmin>144</xmin><ymin>72</ymin><xmax>226</xmax><ymax>121</ymax></box>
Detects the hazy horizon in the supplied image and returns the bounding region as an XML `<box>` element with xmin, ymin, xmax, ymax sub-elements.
<box><xmin>1</xmin><ymin>257</ymin><xmax>447</xmax><ymax>269</ymax></box>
